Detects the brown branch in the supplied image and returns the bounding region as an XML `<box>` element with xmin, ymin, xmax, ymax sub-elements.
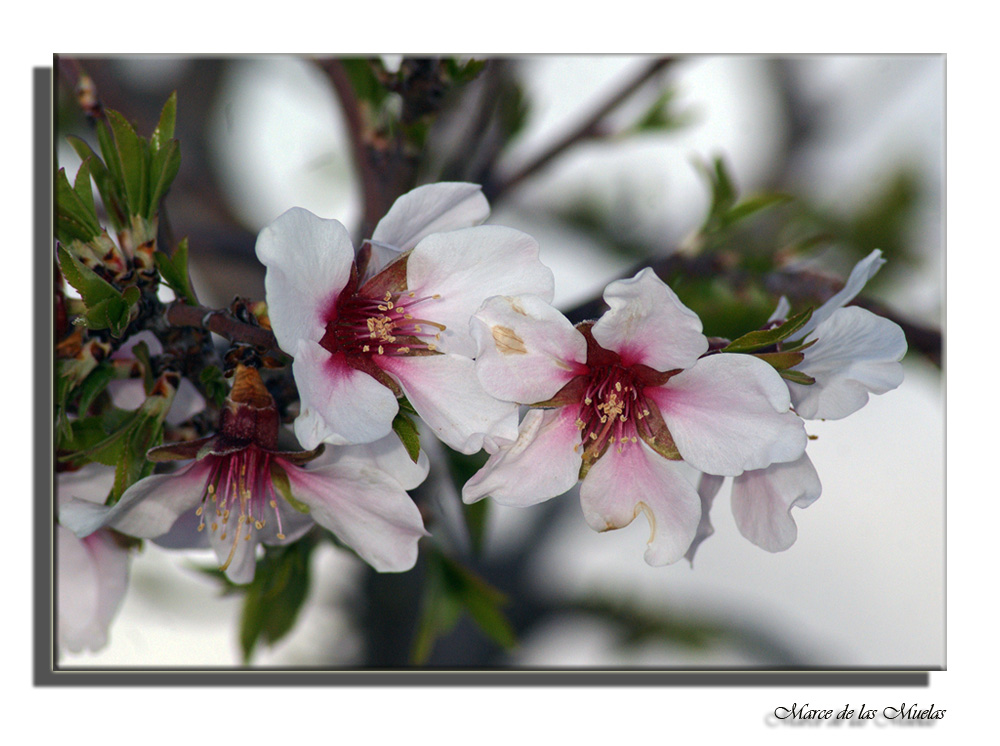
<box><xmin>564</xmin><ymin>253</ymin><xmax>942</xmax><ymax>367</ymax></box>
<box><xmin>165</xmin><ymin>303</ymin><xmax>278</xmax><ymax>351</ymax></box>
<box><xmin>487</xmin><ymin>56</ymin><xmax>677</xmax><ymax>202</ymax></box>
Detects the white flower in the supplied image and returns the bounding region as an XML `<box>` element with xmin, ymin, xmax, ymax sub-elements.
<box><xmin>463</xmin><ymin>269</ymin><xmax>806</xmax><ymax>565</ymax></box>
<box><xmin>688</xmin><ymin>250</ymin><xmax>907</xmax><ymax>558</ymax></box>
<box><xmin>256</xmin><ymin>182</ymin><xmax>554</xmax><ymax>454</ymax></box>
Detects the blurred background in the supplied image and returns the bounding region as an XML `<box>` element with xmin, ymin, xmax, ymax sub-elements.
<box><xmin>54</xmin><ymin>55</ymin><xmax>943</xmax><ymax>669</ymax></box>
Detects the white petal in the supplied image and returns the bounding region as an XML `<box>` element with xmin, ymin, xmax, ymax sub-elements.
<box><xmin>591</xmin><ymin>267</ymin><xmax>708</xmax><ymax>371</ymax></box>
<box><xmin>463</xmin><ymin>406</ymin><xmax>583</xmax><ymax>506</ymax></box>
<box><xmin>379</xmin><ymin>353</ymin><xmax>519</xmax><ymax>454</ymax></box>
<box><xmin>731</xmin><ymin>453</ymin><xmax>822</xmax><ymax>552</ymax></box>
<box><xmin>405</xmin><ymin>225</ymin><xmax>555</xmax><ymax>358</ymax></box>
<box><xmin>256</xmin><ymin>207</ymin><xmax>356</xmax><ymax>353</ymax></box>
<box><xmin>471</xmin><ymin>294</ymin><xmax>587</xmax><ymax>404</ymax></box>
<box><xmin>370</xmin><ymin>182</ymin><xmax>490</xmax><ymax>267</ymax></box>
<box><xmin>286</xmin><ymin>460</ymin><xmax>428</xmax><ymax>572</ymax></box>
<box><xmin>768</xmin><ymin>296</ymin><xmax>792</xmax><ymax>324</ymax></box>
<box><xmin>684</xmin><ymin>473</ymin><xmax>725</xmax><ymax>565</ymax></box>
<box><xmin>58</xmin><ymin>526</ymin><xmax>130</xmax><ymax>655</ymax></box>
<box><xmin>314</xmin><ymin>432</ymin><xmax>430</xmax><ymax>491</ymax></box>
<box><xmin>790</xmin><ymin>306</ymin><xmax>907</xmax><ymax>420</ymax></box>
<box><xmin>59</xmin><ymin>460</ymin><xmax>211</xmax><ymax>539</ymax></box>
<box><xmin>291</xmin><ymin>342</ymin><xmax>400</xmax><ymax>448</ymax></box>
<box><xmin>789</xmin><ymin>249</ymin><xmax>885</xmax><ymax>341</ymax></box>
<box><xmin>579</xmin><ymin>439</ymin><xmax>701</xmax><ymax>566</ymax></box>
<box><xmin>57</xmin><ymin>526</ymin><xmax>99</xmax><ymax>653</ymax></box>
<box><xmin>649</xmin><ymin>353</ymin><xmax>807</xmax><ymax>476</ymax></box>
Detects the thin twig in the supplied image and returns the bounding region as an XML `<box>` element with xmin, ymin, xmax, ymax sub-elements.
<box><xmin>487</xmin><ymin>57</ymin><xmax>676</xmax><ymax>202</ymax></box>
<box><xmin>166</xmin><ymin>302</ymin><xmax>278</xmax><ymax>351</ymax></box>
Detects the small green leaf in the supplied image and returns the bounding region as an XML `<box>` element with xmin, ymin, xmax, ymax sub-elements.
<box><xmin>753</xmin><ymin>350</ymin><xmax>805</xmax><ymax>372</ymax></box>
<box><xmin>106</xmin><ymin>110</ymin><xmax>147</xmax><ymax>217</ymax></box>
<box><xmin>68</xmin><ymin>135</ymin><xmax>125</xmax><ymax>230</ymax></box>
<box><xmin>151</xmin><ymin>92</ymin><xmax>177</xmax><ymax>151</ymax></box>
<box><xmin>391</xmin><ymin>411</ymin><xmax>421</xmax><ymax>463</ymax></box>
<box><xmin>270</xmin><ymin>463</ymin><xmax>311</xmax><ymax>514</ymax></box>
<box><xmin>57</xmin><ymin>245</ymin><xmax>119</xmax><ymax>307</ymax></box>
<box><xmin>55</xmin><ymin>168</ymin><xmax>101</xmax><ymax>244</ymax></box>
<box><xmin>199</xmin><ymin>364</ymin><xmax>228</xmax><ymax>407</ymax></box>
<box><xmin>722</xmin><ymin>193</ymin><xmax>793</xmax><ymax>228</ymax></box>
<box><xmin>155</xmin><ymin>237</ymin><xmax>197</xmax><ymax>304</ymax></box>
<box><xmin>75</xmin><ymin>362</ymin><xmax>116</xmax><ymax>416</ymax></box>
<box><xmin>722</xmin><ymin>308</ymin><xmax>813</xmax><ymax>354</ymax></box>
<box><xmin>147</xmin><ymin>140</ymin><xmax>181</xmax><ymax>218</ymax></box>
<box><xmin>780</xmin><ymin>369</ymin><xmax>816</xmax><ymax>386</ymax></box>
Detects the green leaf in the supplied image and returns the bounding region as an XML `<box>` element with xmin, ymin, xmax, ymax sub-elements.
<box><xmin>780</xmin><ymin>369</ymin><xmax>816</xmax><ymax>386</ymax></box>
<box><xmin>270</xmin><ymin>463</ymin><xmax>311</xmax><ymax>514</ymax></box>
<box><xmin>154</xmin><ymin>237</ymin><xmax>197</xmax><ymax>304</ymax></box>
<box><xmin>722</xmin><ymin>192</ymin><xmax>793</xmax><ymax>229</ymax></box>
<box><xmin>339</xmin><ymin>58</ymin><xmax>390</xmax><ymax>106</ymax></box>
<box><xmin>239</xmin><ymin>540</ymin><xmax>314</xmax><ymax>662</ymax></box>
<box><xmin>68</xmin><ymin>135</ymin><xmax>125</xmax><ymax>230</ymax></box>
<box><xmin>106</xmin><ymin>110</ymin><xmax>147</xmax><ymax>217</ymax></box>
<box><xmin>55</xmin><ymin>168</ymin><xmax>101</xmax><ymax>244</ymax></box>
<box><xmin>57</xmin><ymin>245</ymin><xmax>119</xmax><ymax>307</ymax></box>
<box><xmin>722</xmin><ymin>308</ymin><xmax>813</xmax><ymax>354</ymax></box>
<box><xmin>72</xmin><ymin>159</ymin><xmax>98</xmax><ymax>222</ymax></box>
<box><xmin>75</xmin><ymin>362</ymin><xmax>116</xmax><ymax>416</ymax></box>
<box><xmin>151</xmin><ymin>92</ymin><xmax>177</xmax><ymax>151</ymax></box>
<box><xmin>147</xmin><ymin>140</ymin><xmax>181</xmax><ymax>218</ymax></box>
<box><xmin>411</xmin><ymin>550</ymin><xmax>516</xmax><ymax>663</ymax></box>
<box><xmin>753</xmin><ymin>350</ymin><xmax>805</xmax><ymax>372</ymax></box>
<box><xmin>391</xmin><ymin>411</ymin><xmax>421</xmax><ymax>463</ymax></box>
<box><xmin>199</xmin><ymin>364</ymin><xmax>228</xmax><ymax>407</ymax></box>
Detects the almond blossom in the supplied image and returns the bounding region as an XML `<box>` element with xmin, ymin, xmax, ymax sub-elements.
<box><xmin>60</xmin><ymin>364</ymin><xmax>429</xmax><ymax>584</ymax></box>
<box><xmin>463</xmin><ymin>268</ymin><xmax>807</xmax><ymax>565</ymax></box>
<box><xmin>256</xmin><ymin>182</ymin><xmax>553</xmax><ymax>454</ymax></box>
<box><xmin>687</xmin><ymin>250</ymin><xmax>907</xmax><ymax>558</ymax></box>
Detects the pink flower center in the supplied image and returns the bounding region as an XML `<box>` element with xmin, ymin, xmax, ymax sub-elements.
<box><xmin>196</xmin><ymin>446</ymin><xmax>286</xmax><ymax>571</ymax></box>
<box><xmin>575</xmin><ymin>363</ymin><xmax>652</xmax><ymax>457</ymax></box>
<box><xmin>320</xmin><ymin>290</ymin><xmax>444</xmax><ymax>359</ymax></box>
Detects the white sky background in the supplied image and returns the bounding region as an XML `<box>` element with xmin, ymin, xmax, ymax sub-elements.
<box><xmin>55</xmin><ymin>54</ymin><xmax>945</xmax><ymax>670</ymax></box>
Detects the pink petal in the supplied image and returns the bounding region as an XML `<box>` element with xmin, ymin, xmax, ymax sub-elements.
<box><xmin>379</xmin><ymin>353</ymin><xmax>519</xmax><ymax>454</ymax></box>
<box><xmin>590</xmin><ymin>268</ymin><xmax>708</xmax><ymax>371</ymax></box>
<box><xmin>285</xmin><ymin>460</ymin><xmax>428</xmax><ymax>572</ymax></box>
<box><xmin>579</xmin><ymin>439</ymin><xmax>701</xmax><ymax>566</ymax></box>
<box><xmin>731</xmin><ymin>453</ymin><xmax>822</xmax><ymax>552</ymax></box>
<box><xmin>405</xmin><ymin>225</ymin><xmax>555</xmax><ymax>358</ymax></box>
<box><xmin>471</xmin><ymin>294</ymin><xmax>587</xmax><ymax>405</ymax></box>
<box><xmin>59</xmin><ymin>460</ymin><xmax>212</xmax><ymax>539</ymax></box>
<box><xmin>649</xmin><ymin>353</ymin><xmax>807</xmax><ymax>476</ymax></box>
<box><xmin>790</xmin><ymin>306</ymin><xmax>906</xmax><ymax>420</ymax></box>
<box><xmin>463</xmin><ymin>406</ymin><xmax>583</xmax><ymax>507</ymax></box>
<box><xmin>256</xmin><ymin>207</ymin><xmax>356</xmax><ymax>353</ymax></box>
<box><xmin>291</xmin><ymin>342</ymin><xmax>400</xmax><ymax>448</ymax></box>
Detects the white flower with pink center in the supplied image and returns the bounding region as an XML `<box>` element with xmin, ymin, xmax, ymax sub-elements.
<box><xmin>256</xmin><ymin>183</ymin><xmax>554</xmax><ymax>454</ymax></box>
<box><xmin>60</xmin><ymin>365</ymin><xmax>430</xmax><ymax>584</ymax></box>
<box><xmin>687</xmin><ymin>250</ymin><xmax>907</xmax><ymax>559</ymax></box>
<box><xmin>464</xmin><ymin>269</ymin><xmax>807</xmax><ymax>565</ymax></box>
